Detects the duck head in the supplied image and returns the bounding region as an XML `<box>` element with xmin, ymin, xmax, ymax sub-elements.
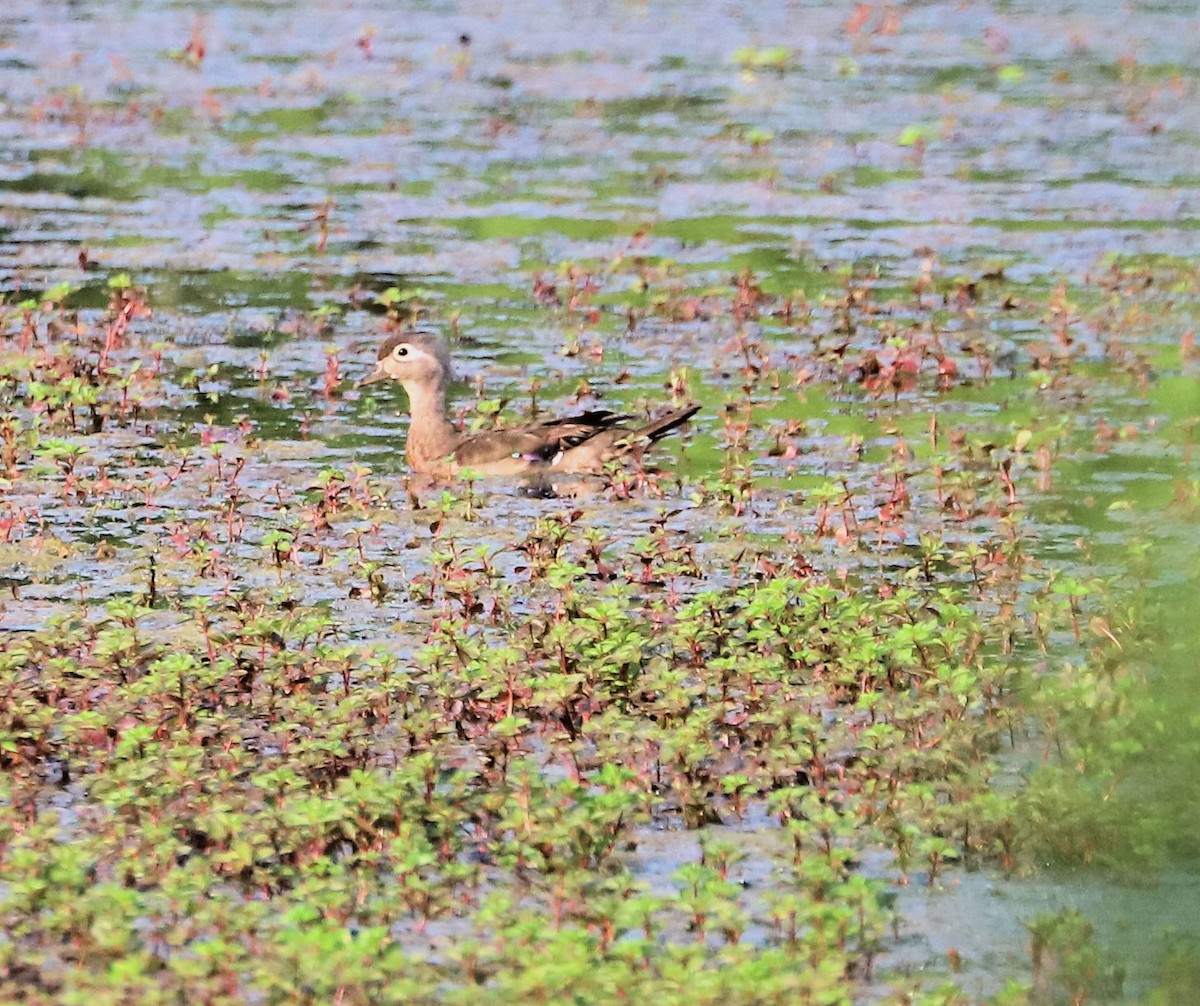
<box><xmin>357</xmin><ymin>332</ymin><xmax>453</xmax><ymax>390</ymax></box>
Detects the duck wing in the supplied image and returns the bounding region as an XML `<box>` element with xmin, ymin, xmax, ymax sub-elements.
<box><xmin>554</xmin><ymin>403</ymin><xmax>701</xmax><ymax>473</ymax></box>
<box><xmin>450</xmin><ymin>410</ymin><xmax>629</xmax><ymax>469</ymax></box>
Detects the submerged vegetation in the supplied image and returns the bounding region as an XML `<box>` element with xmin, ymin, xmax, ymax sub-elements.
<box><xmin>1</xmin><ymin>1</ymin><xmax>1198</xmax><ymax>1003</ymax></box>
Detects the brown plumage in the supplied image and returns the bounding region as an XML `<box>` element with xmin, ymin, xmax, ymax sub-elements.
<box><xmin>357</xmin><ymin>332</ymin><xmax>700</xmax><ymax>477</ymax></box>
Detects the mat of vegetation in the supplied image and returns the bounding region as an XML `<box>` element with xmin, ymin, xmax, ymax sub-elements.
<box><xmin>1</xmin><ymin>2</ymin><xmax>1198</xmax><ymax>1004</ymax></box>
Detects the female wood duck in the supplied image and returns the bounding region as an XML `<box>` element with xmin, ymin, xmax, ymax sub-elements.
<box><xmin>358</xmin><ymin>332</ymin><xmax>700</xmax><ymax>477</ymax></box>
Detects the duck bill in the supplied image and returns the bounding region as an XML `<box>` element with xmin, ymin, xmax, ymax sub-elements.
<box><xmin>357</xmin><ymin>364</ymin><xmax>389</xmax><ymax>388</ymax></box>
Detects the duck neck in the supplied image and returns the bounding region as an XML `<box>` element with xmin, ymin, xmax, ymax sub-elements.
<box><xmin>404</xmin><ymin>380</ymin><xmax>459</xmax><ymax>469</ymax></box>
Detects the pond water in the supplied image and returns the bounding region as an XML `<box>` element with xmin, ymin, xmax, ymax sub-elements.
<box><xmin>1</xmin><ymin>1</ymin><xmax>1198</xmax><ymax>1002</ymax></box>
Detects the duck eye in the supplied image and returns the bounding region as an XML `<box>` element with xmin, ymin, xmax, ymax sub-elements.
<box><xmin>393</xmin><ymin>345</ymin><xmax>410</xmax><ymax>358</ymax></box>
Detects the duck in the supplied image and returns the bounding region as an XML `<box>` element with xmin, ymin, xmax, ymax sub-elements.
<box><xmin>357</xmin><ymin>332</ymin><xmax>700</xmax><ymax>477</ymax></box>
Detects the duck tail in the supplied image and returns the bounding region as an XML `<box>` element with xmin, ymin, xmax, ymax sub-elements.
<box><xmin>631</xmin><ymin>403</ymin><xmax>702</xmax><ymax>444</ymax></box>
